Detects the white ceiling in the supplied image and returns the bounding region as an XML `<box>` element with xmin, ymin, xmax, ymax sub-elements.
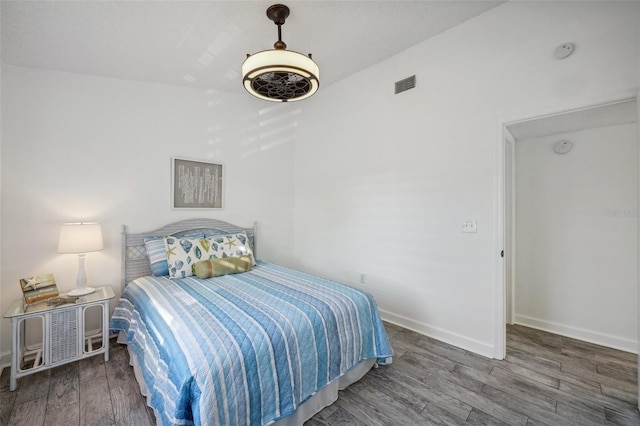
<box><xmin>1</xmin><ymin>1</ymin><xmax>503</xmax><ymax>95</ymax></box>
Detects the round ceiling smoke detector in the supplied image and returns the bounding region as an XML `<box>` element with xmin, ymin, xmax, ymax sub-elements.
<box><xmin>553</xmin><ymin>140</ymin><xmax>573</xmax><ymax>154</ymax></box>
<box><xmin>554</xmin><ymin>43</ymin><xmax>575</xmax><ymax>59</ymax></box>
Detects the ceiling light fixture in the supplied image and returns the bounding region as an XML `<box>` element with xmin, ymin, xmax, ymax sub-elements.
<box><xmin>242</xmin><ymin>4</ymin><xmax>319</xmax><ymax>102</ymax></box>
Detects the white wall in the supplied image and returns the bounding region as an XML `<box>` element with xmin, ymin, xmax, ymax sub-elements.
<box><xmin>0</xmin><ymin>66</ymin><xmax>300</xmax><ymax>362</ymax></box>
<box><xmin>515</xmin><ymin>123</ymin><xmax>638</xmax><ymax>352</ymax></box>
<box><xmin>293</xmin><ymin>1</ymin><xmax>640</xmax><ymax>356</ymax></box>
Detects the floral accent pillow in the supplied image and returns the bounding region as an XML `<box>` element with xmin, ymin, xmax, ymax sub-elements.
<box><xmin>206</xmin><ymin>232</ymin><xmax>256</xmax><ymax>266</ymax></box>
<box><xmin>164</xmin><ymin>236</ymin><xmax>217</xmax><ymax>278</ymax></box>
<box><xmin>145</xmin><ymin>233</ymin><xmax>204</xmax><ymax>277</ymax></box>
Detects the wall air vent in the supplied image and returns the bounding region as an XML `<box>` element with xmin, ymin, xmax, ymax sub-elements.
<box><xmin>395</xmin><ymin>75</ymin><xmax>416</xmax><ymax>94</ymax></box>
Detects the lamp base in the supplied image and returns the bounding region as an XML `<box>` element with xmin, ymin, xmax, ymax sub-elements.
<box><xmin>68</xmin><ymin>287</ymin><xmax>95</xmax><ymax>297</ymax></box>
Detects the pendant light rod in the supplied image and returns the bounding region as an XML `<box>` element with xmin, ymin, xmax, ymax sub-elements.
<box><xmin>267</xmin><ymin>4</ymin><xmax>289</xmax><ymax>50</ymax></box>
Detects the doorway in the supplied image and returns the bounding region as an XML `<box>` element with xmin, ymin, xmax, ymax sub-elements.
<box><xmin>500</xmin><ymin>98</ymin><xmax>638</xmax><ymax>357</ymax></box>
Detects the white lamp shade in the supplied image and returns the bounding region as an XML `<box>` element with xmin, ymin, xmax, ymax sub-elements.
<box><xmin>57</xmin><ymin>222</ymin><xmax>104</xmax><ymax>254</ymax></box>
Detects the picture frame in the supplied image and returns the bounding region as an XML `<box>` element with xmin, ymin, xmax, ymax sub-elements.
<box><xmin>172</xmin><ymin>157</ymin><xmax>223</xmax><ymax>209</ymax></box>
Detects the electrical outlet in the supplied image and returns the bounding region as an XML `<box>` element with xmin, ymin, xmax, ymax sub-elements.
<box><xmin>462</xmin><ymin>220</ymin><xmax>477</xmax><ymax>233</ymax></box>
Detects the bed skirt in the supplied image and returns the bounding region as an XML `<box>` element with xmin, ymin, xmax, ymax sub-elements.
<box><xmin>118</xmin><ymin>332</ymin><xmax>375</xmax><ymax>425</ymax></box>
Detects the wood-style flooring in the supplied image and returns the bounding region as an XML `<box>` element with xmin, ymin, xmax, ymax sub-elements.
<box><xmin>1</xmin><ymin>323</ymin><xmax>638</xmax><ymax>425</ymax></box>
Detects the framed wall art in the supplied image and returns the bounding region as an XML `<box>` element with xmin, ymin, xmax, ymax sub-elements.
<box><xmin>172</xmin><ymin>157</ymin><xmax>223</xmax><ymax>209</ymax></box>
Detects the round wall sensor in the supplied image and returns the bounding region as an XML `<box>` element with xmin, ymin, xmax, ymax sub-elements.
<box><xmin>553</xmin><ymin>140</ymin><xmax>573</xmax><ymax>154</ymax></box>
<box><xmin>554</xmin><ymin>43</ymin><xmax>575</xmax><ymax>59</ymax></box>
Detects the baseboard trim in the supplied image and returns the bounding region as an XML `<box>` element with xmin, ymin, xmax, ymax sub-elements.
<box><xmin>0</xmin><ymin>351</ymin><xmax>11</xmax><ymax>379</ymax></box>
<box><xmin>379</xmin><ymin>309</ymin><xmax>494</xmax><ymax>358</ymax></box>
<box><xmin>514</xmin><ymin>314</ymin><xmax>637</xmax><ymax>354</ymax></box>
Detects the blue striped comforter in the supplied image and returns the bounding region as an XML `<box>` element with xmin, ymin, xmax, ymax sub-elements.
<box><xmin>110</xmin><ymin>261</ymin><xmax>393</xmax><ymax>426</ymax></box>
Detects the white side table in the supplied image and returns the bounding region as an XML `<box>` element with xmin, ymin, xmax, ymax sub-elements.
<box><xmin>4</xmin><ymin>285</ymin><xmax>115</xmax><ymax>391</ymax></box>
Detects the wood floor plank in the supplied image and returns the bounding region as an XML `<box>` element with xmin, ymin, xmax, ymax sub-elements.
<box><xmin>0</xmin><ymin>368</ymin><xmax>18</xmax><ymax>426</ymax></box>
<box><xmin>466</xmin><ymin>407</ymin><xmax>513</xmax><ymax>426</ymax></box>
<box><xmin>596</xmin><ymin>361</ymin><xmax>638</xmax><ymax>385</ymax></box>
<box><xmin>47</xmin><ymin>362</ymin><xmax>79</xmax><ymax>406</ymax></box>
<box><xmin>7</xmin><ymin>395</ymin><xmax>47</xmax><ymax>426</ymax></box>
<box><xmin>413</xmin><ymin>336</ymin><xmax>497</xmax><ymax>375</ymax></box>
<box><xmin>105</xmin><ymin>344</ymin><xmax>154</xmax><ymax>426</ymax></box>
<box><xmin>560</xmin><ymin>346</ymin><xmax>597</xmax><ymax>363</ymax></box>
<box><xmin>508</xmin><ymin>334</ymin><xmax>570</xmax><ymax>364</ymax></box>
<box><xmin>367</xmin><ymin>359</ymin><xmax>473</xmax><ymax>420</ymax></box>
<box><xmin>492</xmin><ymin>359</ymin><xmax>560</xmax><ymax>389</ymax></box>
<box><xmin>526</xmin><ymin>419</ymin><xmax>549</xmax><ymax>426</ymax></box>
<box><xmin>421</xmin><ymin>371</ymin><xmax>529</xmax><ymax>425</ymax></box>
<box><xmin>555</xmin><ymin>401</ymin><xmax>613</xmax><ymax>426</ymax></box>
<box><xmin>319</xmin><ymin>405</ymin><xmax>368</xmax><ymax>426</ymax></box>
<box><xmin>595</xmin><ymin>352</ymin><xmax>638</xmax><ymax>370</ymax></box>
<box><xmin>345</xmin><ymin>381</ymin><xmax>442</xmax><ymax>425</ymax></box>
<box><xmin>313</xmin><ymin>400</ymin><xmax>338</xmax><ymax>420</ymax></box>
<box><xmin>506</xmin><ymin>347</ymin><xmax>562</xmax><ymax>372</ymax></box>
<box><xmin>45</xmin><ymin>362</ymin><xmax>80</xmax><ymax>425</ymax></box>
<box><xmin>418</xmin><ymin>402</ymin><xmax>468</xmax><ymax>426</ymax></box>
<box><xmin>402</xmin><ymin>349</ymin><xmax>457</xmax><ymax>376</ymax></box>
<box><xmin>13</xmin><ymin>368</ymin><xmax>50</xmax><ymax>405</ymax></box>
<box><xmin>433</xmin><ymin>364</ymin><xmax>486</xmax><ymax>394</ymax></box>
<box><xmin>331</xmin><ymin>388</ymin><xmax>393</xmax><ymax>426</ymax></box>
<box><xmin>505</xmin><ymin>349</ymin><xmax>600</xmax><ymax>392</ymax></box>
<box><xmin>562</xmin><ymin>357</ymin><xmax>598</xmax><ymax>373</ymax></box>
<box><xmin>605</xmin><ymin>406</ymin><xmax>640</xmax><ymax>426</ymax></box>
<box><xmin>79</xmin><ymin>355</ymin><xmax>115</xmax><ymax>425</ymax></box>
<box><xmin>304</xmin><ymin>416</ymin><xmax>330</xmax><ymax>426</ymax></box>
<box><xmin>562</xmin><ymin>360</ymin><xmax>638</xmax><ymax>394</ymax></box>
<box><xmin>45</xmin><ymin>401</ymin><xmax>80</xmax><ymax>426</ymax></box>
<box><xmin>490</xmin><ymin>365</ymin><xmax>608</xmax><ymax>418</ymax></box>
<box><xmin>562</xmin><ymin>337</ymin><xmax>637</xmax><ymax>364</ymax></box>
<box><xmin>401</xmin><ymin>349</ymin><xmax>487</xmax><ymax>395</ymax></box>
<box><xmin>351</xmin><ymin>366</ymin><xmax>427</xmax><ymax>412</ymax></box>
<box><xmin>480</xmin><ymin>384</ymin><xmax>574</xmax><ymax>426</ymax></box>
<box><xmin>600</xmin><ymin>382</ymin><xmax>640</xmax><ymax>407</ymax></box>
<box><xmin>453</xmin><ymin>364</ymin><xmax>557</xmax><ymax>412</ymax></box>
<box><xmin>508</xmin><ymin>325</ymin><xmax>563</xmax><ymax>350</ymax></box>
<box><xmin>559</xmin><ymin>379</ymin><xmax>638</xmax><ymax>417</ymax></box>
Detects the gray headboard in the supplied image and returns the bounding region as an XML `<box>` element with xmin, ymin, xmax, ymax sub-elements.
<box><xmin>121</xmin><ymin>218</ymin><xmax>256</xmax><ymax>292</ymax></box>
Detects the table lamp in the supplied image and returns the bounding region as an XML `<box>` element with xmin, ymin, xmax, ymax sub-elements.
<box><xmin>57</xmin><ymin>222</ymin><xmax>104</xmax><ymax>296</ymax></box>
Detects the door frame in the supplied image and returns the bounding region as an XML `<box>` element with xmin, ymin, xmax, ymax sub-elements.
<box><xmin>503</xmin><ymin>129</ymin><xmax>516</xmax><ymax>326</ymax></box>
<box><xmin>636</xmin><ymin>89</ymin><xmax>639</xmax><ymax>412</ymax></box>
<box><xmin>493</xmin><ymin>92</ymin><xmax>639</xmax><ymax>361</ymax></box>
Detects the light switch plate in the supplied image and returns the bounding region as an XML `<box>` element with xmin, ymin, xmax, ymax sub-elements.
<box><xmin>462</xmin><ymin>220</ymin><xmax>477</xmax><ymax>233</ymax></box>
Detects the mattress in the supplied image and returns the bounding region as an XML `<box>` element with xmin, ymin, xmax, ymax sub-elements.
<box><xmin>110</xmin><ymin>261</ymin><xmax>393</xmax><ymax>425</ymax></box>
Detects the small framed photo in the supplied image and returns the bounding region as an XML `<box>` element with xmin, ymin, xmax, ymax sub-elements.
<box><xmin>172</xmin><ymin>157</ymin><xmax>223</xmax><ymax>209</ymax></box>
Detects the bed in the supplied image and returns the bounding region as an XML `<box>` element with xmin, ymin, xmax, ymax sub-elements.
<box><xmin>109</xmin><ymin>219</ymin><xmax>393</xmax><ymax>426</ymax></box>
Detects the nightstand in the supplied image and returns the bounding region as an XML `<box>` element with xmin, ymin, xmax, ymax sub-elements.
<box><xmin>4</xmin><ymin>285</ymin><xmax>115</xmax><ymax>391</ymax></box>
